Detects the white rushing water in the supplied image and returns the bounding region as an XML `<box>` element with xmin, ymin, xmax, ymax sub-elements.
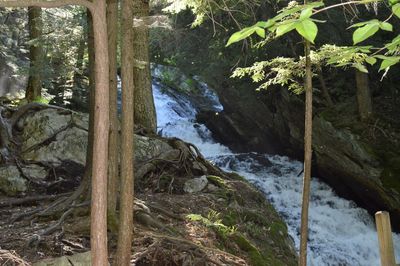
<box><xmin>153</xmin><ymin>80</ymin><xmax>400</xmax><ymax>265</ymax></box>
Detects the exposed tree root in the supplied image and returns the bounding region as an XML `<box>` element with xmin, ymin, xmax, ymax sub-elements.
<box><xmin>134</xmin><ymin>234</ymin><xmax>247</xmax><ymax>266</ymax></box>
<box><xmin>0</xmin><ymin>192</ymin><xmax>72</xmax><ymax>208</ymax></box>
<box><xmin>27</xmin><ymin>201</ymin><xmax>90</xmax><ymax>247</ymax></box>
<box><xmin>0</xmin><ymin>249</ymin><xmax>30</xmax><ymax>266</ymax></box>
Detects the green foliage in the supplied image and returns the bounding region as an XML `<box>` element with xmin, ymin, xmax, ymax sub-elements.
<box><xmin>32</xmin><ymin>96</ymin><xmax>50</xmax><ymax>104</ymax></box>
<box><xmin>226</xmin><ymin>1</ymin><xmax>324</xmax><ymax>46</ymax></box>
<box><xmin>187</xmin><ymin>210</ymin><xmax>237</xmax><ymax>236</ymax></box>
<box><xmin>227</xmin><ymin>0</ymin><xmax>400</xmax><ymax>88</ymax></box>
<box><xmin>350</xmin><ymin>19</ymin><xmax>393</xmax><ymax>44</ymax></box>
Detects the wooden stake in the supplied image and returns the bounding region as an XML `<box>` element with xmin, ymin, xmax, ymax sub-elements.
<box><xmin>375</xmin><ymin>211</ymin><xmax>396</xmax><ymax>266</ymax></box>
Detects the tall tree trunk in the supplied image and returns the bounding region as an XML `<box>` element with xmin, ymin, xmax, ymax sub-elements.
<box><xmin>85</xmin><ymin>9</ymin><xmax>95</xmax><ymax>185</ymax></box>
<box><xmin>26</xmin><ymin>6</ymin><xmax>43</xmax><ymax>102</ymax></box>
<box><xmin>106</xmin><ymin>0</ymin><xmax>119</xmax><ymax>233</ymax></box>
<box><xmin>114</xmin><ymin>0</ymin><xmax>134</xmax><ymax>264</ymax></box>
<box><xmin>90</xmin><ymin>2</ymin><xmax>110</xmax><ymax>265</ymax></box>
<box><xmin>355</xmin><ymin>70</ymin><xmax>373</xmax><ymax>122</ymax></box>
<box><xmin>133</xmin><ymin>0</ymin><xmax>156</xmax><ymax>133</ymax></box>
<box><xmin>71</xmin><ymin>14</ymin><xmax>87</xmax><ymax>110</ymax></box>
<box><xmin>299</xmin><ymin>30</ymin><xmax>313</xmax><ymax>266</ymax></box>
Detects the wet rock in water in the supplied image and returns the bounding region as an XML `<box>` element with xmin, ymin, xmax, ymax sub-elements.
<box><xmin>184</xmin><ymin>175</ymin><xmax>208</xmax><ymax>193</ymax></box>
<box><xmin>0</xmin><ymin>165</ymin><xmax>26</xmax><ymax>196</ymax></box>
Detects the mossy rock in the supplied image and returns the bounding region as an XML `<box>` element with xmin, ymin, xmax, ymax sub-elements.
<box><xmin>206</xmin><ymin>175</ymin><xmax>227</xmax><ymax>187</ymax></box>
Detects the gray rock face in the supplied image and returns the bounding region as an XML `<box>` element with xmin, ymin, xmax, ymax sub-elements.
<box><xmin>184</xmin><ymin>176</ymin><xmax>208</xmax><ymax>193</ymax></box>
<box><xmin>0</xmin><ymin>165</ymin><xmax>26</xmax><ymax>195</ymax></box>
<box><xmin>135</xmin><ymin>135</ymin><xmax>173</xmax><ymax>163</ymax></box>
<box><xmin>21</xmin><ymin>109</ymin><xmax>89</xmax><ymax>166</ymax></box>
<box><xmin>0</xmin><ymin>105</ymin><xmax>174</xmax><ymax>195</ymax></box>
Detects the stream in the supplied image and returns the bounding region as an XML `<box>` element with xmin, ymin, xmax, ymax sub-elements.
<box><xmin>152</xmin><ymin>76</ymin><xmax>400</xmax><ymax>265</ymax></box>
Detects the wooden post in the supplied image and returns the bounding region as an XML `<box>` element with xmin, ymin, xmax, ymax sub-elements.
<box><xmin>375</xmin><ymin>211</ymin><xmax>396</xmax><ymax>266</ymax></box>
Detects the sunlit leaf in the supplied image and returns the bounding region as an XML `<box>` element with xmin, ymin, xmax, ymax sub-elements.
<box><xmin>300</xmin><ymin>8</ymin><xmax>313</xmax><ymax>20</ymax></box>
<box><xmin>353</xmin><ymin>63</ymin><xmax>368</xmax><ymax>73</ymax></box>
<box><xmin>256</xmin><ymin>28</ymin><xmax>266</xmax><ymax>38</ymax></box>
<box><xmin>275</xmin><ymin>21</ymin><xmax>297</xmax><ymax>37</ymax></box>
<box><xmin>393</xmin><ymin>3</ymin><xmax>400</xmax><ymax>18</ymax></box>
<box><xmin>353</xmin><ymin>23</ymin><xmax>380</xmax><ymax>44</ymax></box>
<box><xmin>365</xmin><ymin>57</ymin><xmax>377</xmax><ymax>65</ymax></box>
<box><xmin>295</xmin><ymin>19</ymin><xmax>318</xmax><ymax>43</ymax></box>
<box><xmin>378</xmin><ymin>56</ymin><xmax>400</xmax><ymax>71</ymax></box>
<box><xmin>256</xmin><ymin>20</ymin><xmax>275</xmax><ymax>29</ymax></box>
<box><xmin>226</xmin><ymin>27</ymin><xmax>256</xmax><ymax>46</ymax></box>
<box><xmin>379</xmin><ymin>22</ymin><xmax>393</xmax><ymax>31</ymax></box>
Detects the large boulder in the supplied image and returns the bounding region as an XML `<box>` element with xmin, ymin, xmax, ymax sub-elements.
<box><xmin>0</xmin><ymin>106</ymin><xmax>174</xmax><ymax>196</ymax></box>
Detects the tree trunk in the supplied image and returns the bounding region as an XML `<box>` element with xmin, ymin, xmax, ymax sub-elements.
<box><xmin>71</xmin><ymin>13</ymin><xmax>87</xmax><ymax>110</ymax></box>
<box><xmin>355</xmin><ymin>70</ymin><xmax>373</xmax><ymax>122</ymax></box>
<box><xmin>90</xmin><ymin>2</ymin><xmax>110</xmax><ymax>265</ymax></box>
<box><xmin>106</xmin><ymin>0</ymin><xmax>119</xmax><ymax>233</ymax></box>
<box><xmin>26</xmin><ymin>6</ymin><xmax>43</xmax><ymax>102</ymax></box>
<box><xmin>299</xmin><ymin>36</ymin><xmax>313</xmax><ymax>266</ymax></box>
<box><xmin>114</xmin><ymin>0</ymin><xmax>134</xmax><ymax>264</ymax></box>
<box><xmin>133</xmin><ymin>0</ymin><xmax>156</xmax><ymax>133</ymax></box>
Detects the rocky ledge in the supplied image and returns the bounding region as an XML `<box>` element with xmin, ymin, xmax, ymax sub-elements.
<box><xmin>0</xmin><ymin>104</ymin><xmax>297</xmax><ymax>265</ymax></box>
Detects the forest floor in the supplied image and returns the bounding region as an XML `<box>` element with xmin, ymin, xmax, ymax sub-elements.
<box><xmin>0</xmin><ymin>168</ymin><xmax>297</xmax><ymax>265</ymax></box>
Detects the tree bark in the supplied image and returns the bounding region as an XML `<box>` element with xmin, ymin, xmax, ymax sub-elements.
<box><xmin>114</xmin><ymin>0</ymin><xmax>134</xmax><ymax>264</ymax></box>
<box><xmin>106</xmin><ymin>0</ymin><xmax>119</xmax><ymax>233</ymax></box>
<box><xmin>299</xmin><ymin>35</ymin><xmax>313</xmax><ymax>266</ymax></box>
<box><xmin>115</xmin><ymin>0</ymin><xmax>134</xmax><ymax>266</ymax></box>
<box><xmin>0</xmin><ymin>1</ymin><xmax>110</xmax><ymax>265</ymax></box>
<box><xmin>133</xmin><ymin>0</ymin><xmax>157</xmax><ymax>133</ymax></box>
<box><xmin>26</xmin><ymin>6</ymin><xmax>43</xmax><ymax>102</ymax></box>
<box><xmin>90</xmin><ymin>2</ymin><xmax>110</xmax><ymax>265</ymax></box>
<box><xmin>355</xmin><ymin>70</ymin><xmax>373</xmax><ymax>122</ymax></box>
<box><xmin>71</xmin><ymin>13</ymin><xmax>87</xmax><ymax>110</ymax></box>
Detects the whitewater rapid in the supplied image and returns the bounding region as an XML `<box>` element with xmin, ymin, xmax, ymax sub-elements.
<box><xmin>153</xmin><ymin>80</ymin><xmax>400</xmax><ymax>265</ymax></box>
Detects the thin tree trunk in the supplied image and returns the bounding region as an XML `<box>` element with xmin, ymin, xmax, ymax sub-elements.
<box><xmin>133</xmin><ymin>0</ymin><xmax>156</xmax><ymax>133</ymax></box>
<box><xmin>0</xmin><ymin>2</ymin><xmax>109</xmax><ymax>265</ymax></box>
<box><xmin>299</xmin><ymin>34</ymin><xmax>313</xmax><ymax>266</ymax></box>
<box><xmin>355</xmin><ymin>70</ymin><xmax>373</xmax><ymax>122</ymax></box>
<box><xmin>106</xmin><ymin>0</ymin><xmax>119</xmax><ymax>233</ymax></box>
<box><xmin>71</xmin><ymin>15</ymin><xmax>86</xmax><ymax>109</ymax></box>
<box><xmin>85</xmin><ymin>9</ymin><xmax>95</xmax><ymax>184</ymax></box>
<box><xmin>26</xmin><ymin>6</ymin><xmax>43</xmax><ymax>102</ymax></box>
<box><xmin>90</xmin><ymin>2</ymin><xmax>110</xmax><ymax>265</ymax></box>
<box><xmin>114</xmin><ymin>0</ymin><xmax>134</xmax><ymax>264</ymax></box>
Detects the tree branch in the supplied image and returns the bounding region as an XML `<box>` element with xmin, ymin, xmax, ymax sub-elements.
<box><xmin>0</xmin><ymin>0</ymin><xmax>93</xmax><ymax>11</ymax></box>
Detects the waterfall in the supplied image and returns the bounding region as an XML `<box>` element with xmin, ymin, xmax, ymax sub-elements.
<box><xmin>152</xmin><ymin>75</ymin><xmax>400</xmax><ymax>265</ymax></box>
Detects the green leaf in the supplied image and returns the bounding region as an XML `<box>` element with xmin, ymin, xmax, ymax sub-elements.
<box><xmin>275</xmin><ymin>21</ymin><xmax>297</xmax><ymax>37</ymax></box>
<box><xmin>295</xmin><ymin>19</ymin><xmax>318</xmax><ymax>43</ymax></box>
<box><xmin>379</xmin><ymin>57</ymin><xmax>400</xmax><ymax>71</ymax></box>
<box><xmin>300</xmin><ymin>8</ymin><xmax>313</xmax><ymax>20</ymax></box>
<box><xmin>393</xmin><ymin>4</ymin><xmax>400</xmax><ymax>18</ymax></box>
<box><xmin>389</xmin><ymin>0</ymin><xmax>399</xmax><ymax>6</ymax></box>
<box><xmin>353</xmin><ymin>63</ymin><xmax>368</xmax><ymax>73</ymax></box>
<box><xmin>365</xmin><ymin>57</ymin><xmax>377</xmax><ymax>65</ymax></box>
<box><xmin>256</xmin><ymin>28</ymin><xmax>266</xmax><ymax>38</ymax></box>
<box><xmin>353</xmin><ymin>23</ymin><xmax>380</xmax><ymax>44</ymax></box>
<box><xmin>226</xmin><ymin>27</ymin><xmax>256</xmax><ymax>46</ymax></box>
<box><xmin>256</xmin><ymin>20</ymin><xmax>275</xmax><ymax>29</ymax></box>
<box><xmin>349</xmin><ymin>19</ymin><xmax>379</xmax><ymax>28</ymax></box>
<box><xmin>385</xmin><ymin>35</ymin><xmax>400</xmax><ymax>51</ymax></box>
<box><xmin>379</xmin><ymin>22</ymin><xmax>393</xmax><ymax>31</ymax></box>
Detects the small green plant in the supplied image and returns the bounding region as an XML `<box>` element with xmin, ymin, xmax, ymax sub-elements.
<box><xmin>33</xmin><ymin>96</ymin><xmax>50</xmax><ymax>104</ymax></box>
<box><xmin>187</xmin><ymin>210</ymin><xmax>237</xmax><ymax>236</ymax></box>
